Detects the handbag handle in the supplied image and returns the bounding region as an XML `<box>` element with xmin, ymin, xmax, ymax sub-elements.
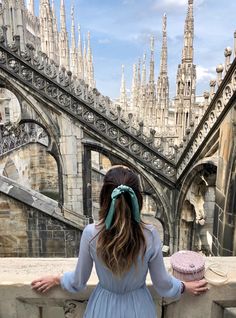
<box><xmin>204</xmin><ymin>263</ymin><xmax>228</xmax><ymax>285</ymax></box>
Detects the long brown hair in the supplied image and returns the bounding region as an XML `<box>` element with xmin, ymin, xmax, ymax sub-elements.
<box><xmin>96</xmin><ymin>166</ymin><xmax>146</xmax><ymax>276</ymax></box>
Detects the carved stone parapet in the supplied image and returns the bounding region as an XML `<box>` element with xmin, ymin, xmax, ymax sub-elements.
<box><xmin>177</xmin><ymin>56</ymin><xmax>236</xmax><ymax>180</ymax></box>
<box><xmin>216</xmin><ymin>64</ymin><xmax>224</xmax><ymax>86</ymax></box>
<box><xmin>0</xmin><ymin>122</ymin><xmax>49</xmax><ymax>156</ymax></box>
<box><xmin>209</xmin><ymin>79</ymin><xmax>216</xmax><ymax>99</ymax></box>
<box><xmin>203</xmin><ymin>91</ymin><xmax>210</xmax><ymax>109</ymax></box>
<box><xmin>224</xmin><ymin>47</ymin><xmax>232</xmax><ymax>72</ymax></box>
<box><xmin>0</xmin><ymin>41</ymin><xmax>177</xmax><ymax>186</ymax></box>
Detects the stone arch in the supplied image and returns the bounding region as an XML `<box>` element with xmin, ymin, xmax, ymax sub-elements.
<box><xmin>90</xmin><ymin>151</ymin><xmax>112</xmax><ymax>220</ymax></box>
<box><xmin>0</xmin><ymin>77</ymin><xmax>65</xmax><ymax>205</ymax></box>
<box><xmin>177</xmin><ymin>158</ymin><xmax>217</xmax><ymax>255</ymax></box>
<box><xmin>0</xmin><ymin>120</ymin><xmax>62</xmax><ymax>203</ymax></box>
<box><xmin>142</xmin><ymin>194</ymin><xmax>164</xmax><ymax>243</ymax></box>
<box><xmin>82</xmin><ymin>141</ymin><xmax>172</xmax><ymax>247</ymax></box>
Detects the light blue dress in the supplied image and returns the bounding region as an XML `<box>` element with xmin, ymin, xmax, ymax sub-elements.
<box><xmin>61</xmin><ymin>223</ymin><xmax>181</xmax><ymax>318</ymax></box>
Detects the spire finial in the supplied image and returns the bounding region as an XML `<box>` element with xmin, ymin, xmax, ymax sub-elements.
<box><xmin>59</xmin><ymin>0</ymin><xmax>70</xmax><ymax>70</ymax></box>
<box><xmin>28</xmin><ymin>0</ymin><xmax>35</xmax><ymax>15</ymax></box>
<box><xmin>141</xmin><ymin>53</ymin><xmax>146</xmax><ymax>86</ymax></box>
<box><xmin>182</xmin><ymin>0</ymin><xmax>194</xmax><ymax>62</ymax></box>
<box><xmin>149</xmin><ymin>36</ymin><xmax>155</xmax><ymax>84</ymax></box>
<box><xmin>120</xmin><ymin>64</ymin><xmax>127</xmax><ymax>111</ymax></box>
<box><xmin>160</xmin><ymin>13</ymin><xmax>168</xmax><ymax>74</ymax></box>
<box><xmin>71</xmin><ymin>4</ymin><xmax>76</xmax><ymax>48</ymax></box>
<box><xmin>60</xmin><ymin>0</ymin><xmax>66</xmax><ymax>31</ymax></box>
<box><xmin>70</xmin><ymin>2</ymin><xmax>78</xmax><ymax>75</ymax></box>
<box><xmin>157</xmin><ymin>13</ymin><xmax>169</xmax><ymax>131</ymax></box>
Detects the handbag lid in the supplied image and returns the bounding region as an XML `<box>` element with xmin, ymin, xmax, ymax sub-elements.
<box><xmin>170</xmin><ymin>250</ymin><xmax>205</xmax><ymax>274</ymax></box>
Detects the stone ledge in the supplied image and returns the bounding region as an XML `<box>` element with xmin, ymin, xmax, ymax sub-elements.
<box><xmin>0</xmin><ymin>257</ymin><xmax>236</xmax><ymax>318</ymax></box>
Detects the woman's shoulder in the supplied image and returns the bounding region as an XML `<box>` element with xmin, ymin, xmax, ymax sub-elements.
<box><xmin>83</xmin><ymin>223</ymin><xmax>100</xmax><ymax>239</ymax></box>
<box><xmin>143</xmin><ymin>223</ymin><xmax>159</xmax><ymax>233</ymax></box>
<box><xmin>143</xmin><ymin>223</ymin><xmax>161</xmax><ymax>243</ymax></box>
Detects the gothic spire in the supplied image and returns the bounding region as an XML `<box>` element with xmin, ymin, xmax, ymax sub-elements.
<box><xmin>60</xmin><ymin>0</ymin><xmax>66</xmax><ymax>32</ymax></box>
<box><xmin>28</xmin><ymin>0</ymin><xmax>34</xmax><ymax>15</ymax></box>
<box><xmin>120</xmin><ymin>65</ymin><xmax>127</xmax><ymax>111</ymax></box>
<box><xmin>51</xmin><ymin>0</ymin><xmax>58</xmax><ymax>36</ymax></box>
<box><xmin>71</xmin><ymin>5</ymin><xmax>76</xmax><ymax>50</ymax></box>
<box><xmin>51</xmin><ymin>0</ymin><xmax>59</xmax><ymax>64</ymax></box>
<box><xmin>175</xmin><ymin>0</ymin><xmax>196</xmax><ymax>143</ymax></box>
<box><xmin>59</xmin><ymin>0</ymin><xmax>70</xmax><ymax>69</ymax></box>
<box><xmin>131</xmin><ymin>63</ymin><xmax>137</xmax><ymax>99</ymax></box>
<box><xmin>157</xmin><ymin>14</ymin><xmax>169</xmax><ymax>132</ymax></box>
<box><xmin>160</xmin><ymin>14</ymin><xmax>168</xmax><ymax>75</ymax></box>
<box><xmin>39</xmin><ymin>0</ymin><xmax>50</xmax><ymax>18</ymax></box>
<box><xmin>51</xmin><ymin>0</ymin><xmax>56</xmax><ymax>20</ymax></box>
<box><xmin>137</xmin><ymin>58</ymin><xmax>141</xmax><ymax>89</ymax></box>
<box><xmin>182</xmin><ymin>0</ymin><xmax>194</xmax><ymax>62</ymax></box>
<box><xmin>149</xmin><ymin>35</ymin><xmax>155</xmax><ymax>84</ymax></box>
<box><xmin>139</xmin><ymin>54</ymin><xmax>147</xmax><ymax>122</ymax></box>
<box><xmin>83</xmin><ymin>39</ymin><xmax>87</xmax><ymax>82</ymax></box>
<box><xmin>39</xmin><ymin>0</ymin><xmax>54</xmax><ymax>59</ymax></box>
<box><xmin>77</xmin><ymin>24</ymin><xmax>84</xmax><ymax>80</ymax></box>
<box><xmin>86</xmin><ymin>31</ymin><xmax>94</xmax><ymax>87</ymax></box>
<box><xmin>70</xmin><ymin>4</ymin><xmax>78</xmax><ymax>75</ymax></box>
<box><xmin>141</xmin><ymin>53</ymin><xmax>146</xmax><ymax>87</ymax></box>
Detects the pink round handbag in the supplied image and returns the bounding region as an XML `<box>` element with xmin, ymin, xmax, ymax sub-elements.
<box><xmin>170</xmin><ymin>250</ymin><xmax>205</xmax><ymax>282</ymax></box>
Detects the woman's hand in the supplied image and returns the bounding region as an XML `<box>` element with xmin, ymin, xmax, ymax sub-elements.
<box><xmin>31</xmin><ymin>275</ymin><xmax>61</xmax><ymax>293</ymax></box>
<box><xmin>184</xmin><ymin>279</ymin><xmax>209</xmax><ymax>296</ymax></box>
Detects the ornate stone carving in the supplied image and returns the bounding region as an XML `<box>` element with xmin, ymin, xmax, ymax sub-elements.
<box><xmin>177</xmin><ymin>57</ymin><xmax>236</xmax><ymax>179</ymax></box>
<box><xmin>0</xmin><ymin>122</ymin><xmax>49</xmax><ymax>156</ymax></box>
<box><xmin>64</xmin><ymin>300</ymin><xmax>87</xmax><ymax>318</ymax></box>
<box><xmin>0</xmin><ymin>39</ymin><xmax>178</xmax><ymax>185</ymax></box>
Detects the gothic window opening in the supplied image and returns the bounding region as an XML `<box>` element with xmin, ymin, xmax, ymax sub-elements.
<box><xmin>0</xmin><ymin>89</ymin><xmax>21</xmax><ymax>124</ymax></box>
<box><xmin>186</xmin><ymin>112</ymin><xmax>189</xmax><ymax>128</ymax></box>
<box><xmin>142</xmin><ymin>194</ymin><xmax>164</xmax><ymax>242</ymax></box>
<box><xmin>91</xmin><ymin>151</ymin><xmax>112</xmax><ymax>221</ymax></box>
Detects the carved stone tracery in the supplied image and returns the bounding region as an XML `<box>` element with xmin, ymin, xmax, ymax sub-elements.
<box><xmin>0</xmin><ymin>36</ymin><xmax>177</xmax><ymax>186</ymax></box>
<box><xmin>0</xmin><ymin>122</ymin><xmax>49</xmax><ymax>156</ymax></box>
<box><xmin>0</xmin><ymin>31</ymin><xmax>236</xmax><ymax>185</ymax></box>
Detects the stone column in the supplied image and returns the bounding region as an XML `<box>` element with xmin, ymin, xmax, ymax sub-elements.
<box><xmin>59</xmin><ymin>115</ymin><xmax>84</xmax><ymax>215</ymax></box>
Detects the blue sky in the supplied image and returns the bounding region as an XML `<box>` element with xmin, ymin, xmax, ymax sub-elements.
<box><xmin>33</xmin><ymin>0</ymin><xmax>236</xmax><ymax>99</ymax></box>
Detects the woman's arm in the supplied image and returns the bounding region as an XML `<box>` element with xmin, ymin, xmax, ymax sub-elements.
<box><xmin>148</xmin><ymin>227</ymin><xmax>208</xmax><ymax>297</ymax></box>
<box><xmin>31</xmin><ymin>275</ymin><xmax>61</xmax><ymax>293</ymax></box>
<box><xmin>31</xmin><ymin>224</ymin><xmax>94</xmax><ymax>293</ymax></box>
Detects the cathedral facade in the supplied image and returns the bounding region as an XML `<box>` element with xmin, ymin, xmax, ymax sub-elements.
<box><xmin>0</xmin><ymin>0</ymin><xmax>235</xmax><ymax>258</ymax></box>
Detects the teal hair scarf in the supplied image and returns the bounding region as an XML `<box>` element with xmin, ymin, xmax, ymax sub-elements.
<box><xmin>105</xmin><ymin>184</ymin><xmax>141</xmax><ymax>230</ymax></box>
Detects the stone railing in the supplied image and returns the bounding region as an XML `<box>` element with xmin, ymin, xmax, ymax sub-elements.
<box><xmin>1</xmin><ymin>257</ymin><xmax>236</xmax><ymax>318</ymax></box>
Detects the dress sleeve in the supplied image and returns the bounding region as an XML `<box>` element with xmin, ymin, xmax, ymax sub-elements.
<box><xmin>60</xmin><ymin>224</ymin><xmax>93</xmax><ymax>293</ymax></box>
<box><xmin>148</xmin><ymin>226</ymin><xmax>181</xmax><ymax>298</ymax></box>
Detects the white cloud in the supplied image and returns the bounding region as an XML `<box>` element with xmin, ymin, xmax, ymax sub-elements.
<box><xmin>98</xmin><ymin>38</ymin><xmax>111</xmax><ymax>44</ymax></box>
<box><xmin>196</xmin><ymin>65</ymin><xmax>215</xmax><ymax>83</ymax></box>
<box><xmin>153</xmin><ymin>0</ymin><xmax>205</xmax><ymax>11</ymax></box>
<box><xmin>122</xmin><ymin>0</ymin><xmax>135</xmax><ymax>4</ymax></box>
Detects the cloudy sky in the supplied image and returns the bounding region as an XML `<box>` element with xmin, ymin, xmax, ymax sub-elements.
<box><xmin>33</xmin><ymin>0</ymin><xmax>236</xmax><ymax>100</ymax></box>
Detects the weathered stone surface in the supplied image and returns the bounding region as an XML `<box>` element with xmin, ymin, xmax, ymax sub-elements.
<box><xmin>0</xmin><ymin>193</ymin><xmax>82</xmax><ymax>257</ymax></box>
<box><xmin>0</xmin><ymin>257</ymin><xmax>235</xmax><ymax>318</ymax></box>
